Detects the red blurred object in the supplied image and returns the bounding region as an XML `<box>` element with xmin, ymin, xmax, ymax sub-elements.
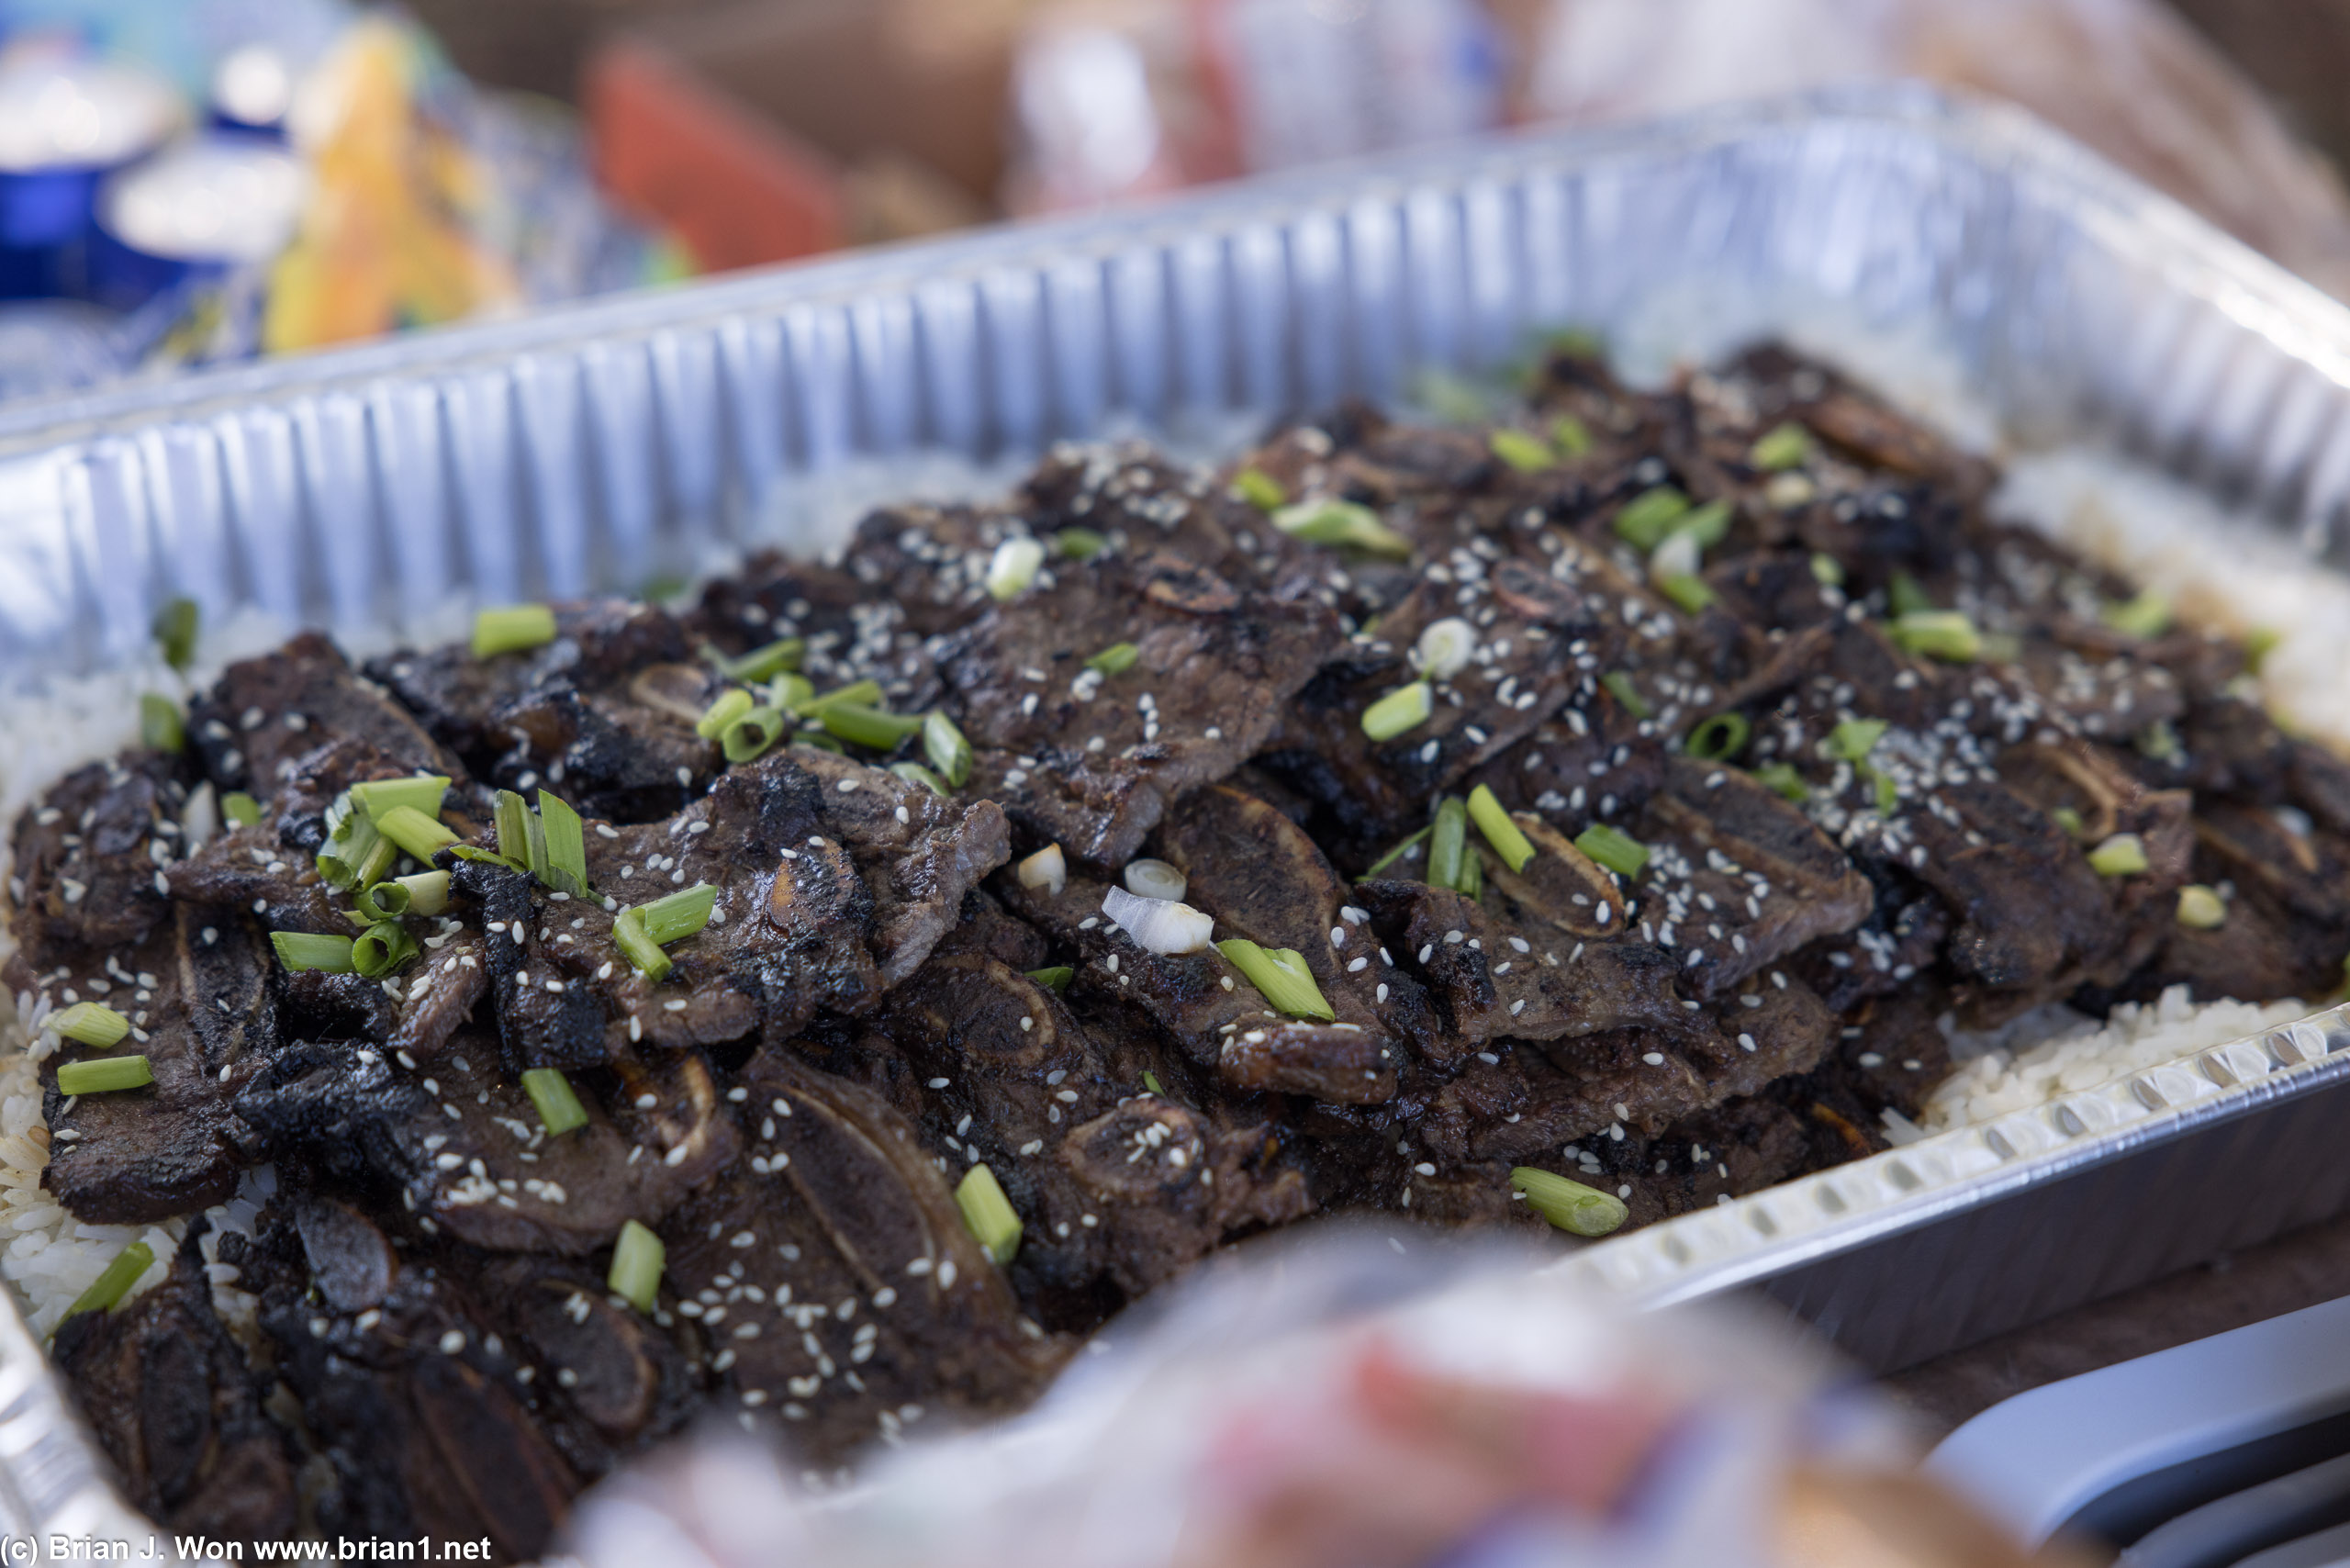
<box><xmin>584</xmin><ymin>37</ymin><xmax>844</xmax><ymax>274</ymax></box>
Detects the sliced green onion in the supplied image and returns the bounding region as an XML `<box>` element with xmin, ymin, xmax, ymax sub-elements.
<box><xmin>770</xmin><ymin>673</ymin><xmax>815</xmax><ymax>712</ymax></box>
<box><xmin>1055</xmin><ymin>526</ymin><xmax>1109</xmax><ymax>560</ymax></box>
<box><xmin>140</xmin><ymin>693</ymin><xmax>184</xmax><ymax>754</ymax></box>
<box><xmin>821</xmin><ymin>704</ymin><xmax>925</xmax><ymax>750</ymax></box>
<box><xmin>375</xmin><ymin>806</ymin><xmax>458</xmax><ymax>864</ymax></box>
<box><xmin>273</xmin><ymin>931</ymin><xmax>356</xmax><ymax>972</ymax></box>
<box><xmin>1231</xmin><ymin>467</ymin><xmax>1286</xmax><ymax>510</ymax></box>
<box><xmin>48</xmin><ymin>1002</ymin><xmax>129</xmax><ymax>1049</ymax></box>
<box><xmin>1809</xmin><ymin>552</ymin><xmax>1845</xmax><ymax>587</ymax></box>
<box><xmin>492</xmin><ymin>790</ymin><xmax>531</xmax><ymax>865</ymax></box>
<box><xmin>473</xmin><ymin>604</ymin><xmax>559</xmax><ymax>658</ymax></box>
<box><xmin>2103</xmin><ymin>589</ymin><xmax>2173</xmax><ymax>640</ymax></box>
<box><xmin>1684</xmin><ymin>713</ymin><xmax>1751</xmax><ymax>761</ymax></box>
<box><xmin>1457</xmin><ymin>843</ymin><xmax>1483</xmax><ymax>901</ymax></box>
<box><xmin>711</xmin><ymin>636</ymin><xmax>802</xmax><ymax>683</ymax></box>
<box><xmin>1427</xmin><ymin>796</ymin><xmax>1470</xmax><ymax>890</ymax></box>
<box><xmin>1214</xmin><ymin>939</ymin><xmax>1336</xmax><ymax>1022</ymax></box>
<box><xmin>1414</xmin><ymin>617</ymin><xmax>1477</xmax><ymax>682</ymax></box>
<box><xmin>1362</xmin><ymin>680</ymin><xmax>1433</xmax><ymax>742</ymax></box>
<box><xmin>1511</xmin><ymin>1167</ymin><xmax>1628</xmax><ymax>1237</ymax></box>
<box><xmin>2244</xmin><ymin>625</ymin><xmax>2283</xmax><ymax>676</ymax></box>
<box><xmin>1888</xmin><ymin>572</ymin><xmax>1933</xmax><ymax>619</ymax></box>
<box><xmin>62</xmin><ymin>1240</ymin><xmax>153</xmax><ymax>1324</ymax></box>
<box><xmin>1600</xmin><ymin>671</ymin><xmax>1651</xmax><ymax>719</ymax></box>
<box><xmin>1025</xmin><ymin>965</ymin><xmax>1074</xmax><ymax>993</ymax></box>
<box><xmin>1658</xmin><ymin>574</ymin><xmax>1717</xmax><ymax>614</ymax></box>
<box><xmin>697</xmin><ymin>688</ymin><xmax>754</xmax><ymax>741</ymax></box>
<box><xmin>1363</xmin><ymin>825</ymin><xmax>1431</xmax><ymax>879</ymax></box>
<box><xmin>2177</xmin><ymin>884</ymin><xmax>2227</xmax><ymax>930</ymax></box>
<box><xmin>522</xmin><ymin>1068</ymin><xmax>590</xmax><ymax>1137</ymax></box>
<box><xmin>222</xmin><ymin>790</ymin><xmax>263</xmax><ymax>828</ymax></box>
<box><xmin>609</xmin><ymin>1219</ymin><xmax>664</xmax><ymax>1314</ymax></box>
<box><xmin>1612</xmin><ymin>487</ymin><xmax>1690</xmax><ymax>552</ymax></box>
<box><xmin>352</xmin><ymin>921</ymin><xmax>419</xmax><ymax>980</ymax></box>
<box><xmin>923</xmin><ymin>711</ymin><xmax>973</xmax><ymax>787</ymax></box>
<box><xmin>1825</xmin><ymin>718</ymin><xmax>1887</xmax><ymax>763</ymax></box>
<box><xmin>349</xmin><ymin>775</ymin><xmax>451</xmax><ymax>823</ymax></box>
<box><xmin>1489</xmin><ymin>428</ymin><xmax>1556</xmax><ymax>473</ymax></box>
<box><xmin>986</xmin><ymin>537</ymin><xmax>1046</xmax><ymax>600</ymax></box>
<box><xmin>639</xmin><ymin>883</ymin><xmax>718</xmax><ymax>946</ymax></box>
<box><xmin>1866</xmin><ymin>766</ymin><xmax>1898</xmax><ymax>815</ymax></box>
<box><xmin>2053</xmin><ymin>805</ymin><xmax>2086</xmax><ymax>838</ymax></box>
<box><xmin>1143</xmin><ymin>1070</ymin><xmax>1166</xmax><ymax>1096</ymax></box>
<box><xmin>793</xmin><ymin>728</ymin><xmax>845</xmax><ymax>755</ymax></box>
<box><xmin>1467</xmin><ymin>786</ymin><xmax>1536</xmax><ymax>874</ymax></box>
<box><xmin>955</xmin><ymin>1164</ymin><xmax>1022</xmax><ymax>1266</ymax></box>
<box><xmin>317</xmin><ymin>812</ymin><xmax>392</xmax><ymax>890</ymax></box>
<box><xmin>1753</xmin><ymin>762</ymin><xmax>1809</xmax><ymax>802</ymax></box>
<box><xmin>890</xmin><ymin>762</ymin><xmax>949</xmax><ymax>796</ymax></box>
<box><xmin>353</xmin><ymin>880</ymin><xmax>410</xmax><ymax>924</ymax></box>
<box><xmin>1574</xmin><ymin>823</ymin><xmax>1648</xmax><ymax>879</ymax></box>
<box><xmin>1271</xmin><ymin>498</ymin><xmax>1414</xmax><ymax>558</ymax></box>
<box><xmin>612</xmin><ymin>907</ymin><xmax>669</xmax><ymax>981</ymax></box>
<box><xmin>1673</xmin><ymin>498</ymin><xmax>1733</xmax><ymax>552</ymax></box>
<box><xmin>401</xmin><ymin>870</ymin><xmax>451</xmax><ymax>917</ymax></box>
<box><xmin>722</xmin><ymin>706</ymin><xmax>788</xmax><ymax>764</ymax></box>
<box><xmin>1086</xmin><ymin>642</ymin><xmax>1140</xmax><ymax>677</ymax></box>
<box><xmin>797</xmin><ymin>679</ymin><xmax>883</xmax><ymax>717</ymax></box>
<box><xmin>152</xmin><ymin>598</ymin><xmax>199</xmax><ymax>672</ymax></box>
<box><xmin>56</xmin><ymin>1055</ymin><xmax>153</xmax><ymax>1096</ymax></box>
<box><xmin>1550</xmin><ymin>414</ymin><xmax>1593</xmax><ymax>457</ymax></box>
<box><xmin>1892</xmin><ymin>610</ymin><xmax>1983</xmax><ymax>662</ymax></box>
<box><xmin>1749</xmin><ymin>422</ymin><xmax>1812</xmax><ymax>473</ymax></box>
<box><xmin>2088</xmin><ymin>833</ymin><xmax>2150</xmax><ymax>877</ymax></box>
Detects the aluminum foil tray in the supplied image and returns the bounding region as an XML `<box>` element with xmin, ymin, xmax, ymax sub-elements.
<box><xmin>5</xmin><ymin>82</ymin><xmax>2350</xmax><ymax>1554</ymax></box>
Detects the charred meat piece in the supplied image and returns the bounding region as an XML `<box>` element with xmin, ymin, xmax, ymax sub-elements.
<box><xmin>191</xmin><ymin>631</ymin><xmax>453</xmax><ymax>798</ymax></box>
<box><xmin>661</xmin><ymin>1046</ymin><xmax>1069</xmax><ymax>1467</ymax></box>
<box><xmin>937</xmin><ymin>549</ymin><xmax>1337</xmax><ymax>867</ymax></box>
<box><xmin>54</xmin><ymin>1231</ymin><xmax>297</xmax><ymax>1551</ymax></box>
<box><xmin>7</xmin><ymin>752</ymin><xmax>185</xmax><ymax>982</ymax></box>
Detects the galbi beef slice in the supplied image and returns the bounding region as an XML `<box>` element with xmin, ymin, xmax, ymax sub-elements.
<box><xmin>191</xmin><ymin>631</ymin><xmax>453</xmax><ymax>797</ymax></box>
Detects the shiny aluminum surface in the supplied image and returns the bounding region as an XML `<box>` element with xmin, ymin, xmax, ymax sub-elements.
<box><xmin>0</xmin><ymin>82</ymin><xmax>2347</xmax><ymax>1554</ymax></box>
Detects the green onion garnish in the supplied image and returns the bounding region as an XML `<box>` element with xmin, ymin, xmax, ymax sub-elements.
<box><xmin>890</xmin><ymin>762</ymin><xmax>949</xmax><ymax>796</ymax></box>
<box><xmin>1600</xmin><ymin>671</ymin><xmax>1651</xmax><ymax>719</ymax></box>
<box><xmin>1658</xmin><ymin>574</ymin><xmax>1717</xmax><ymax>614</ymax></box>
<box><xmin>473</xmin><ymin>604</ymin><xmax>559</xmax><ymax>658</ymax></box>
<box><xmin>1055</xmin><ymin>527</ymin><xmax>1109</xmax><ymax>560</ymax></box>
<box><xmin>1511</xmin><ymin>1167</ymin><xmax>1628</xmax><ymax>1237</ymax></box>
<box><xmin>1674</xmin><ymin>499</ymin><xmax>1733</xmax><ymax>552</ymax></box>
<box><xmin>353</xmin><ymin>880</ymin><xmax>409</xmax><ymax>924</ymax></box>
<box><xmin>1612</xmin><ymin>487</ymin><xmax>1690</xmax><ymax>552</ymax></box>
<box><xmin>1825</xmin><ymin>718</ymin><xmax>1887</xmax><ymax>763</ymax></box>
<box><xmin>612</xmin><ymin>908</ymin><xmax>667</xmax><ymax>980</ymax></box>
<box><xmin>697</xmin><ymin>688</ymin><xmax>753</xmax><ymax>741</ymax></box>
<box><xmin>1086</xmin><ymin>642</ymin><xmax>1140</xmax><ymax>677</ymax></box>
<box><xmin>48</xmin><ymin>1002</ymin><xmax>129</xmax><ymax>1049</ymax></box>
<box><xmin>1025</xmin><ymin>965</ymin><xmax>1074</xmax><ymax>993</ymax></box>
<box><xmin>62</xmin><ymin>1240</ymin><xmax>153</xmax><ymax>1324</ymax></box>
<box><xmin>1550</xmin><ymin>414</ymin><xmax>1593</xmax><ymax>457</ymax></box>
<box><xmin>273</xmin><ymin>932</ymin><xmax>356</xmax><ymax>972</ymax></box>
<box><xmin>1427</xmin><ymin>796</ymin><xmax>1470</xmax><ymax>890</ymax></box>
<box><xmin>317</xmin><ymin>812</ymin><xmax>392</xmax><ymax>891</ymax></box>
<box><xmin>1363</xmin><ymin>825</ymin><xmax>1432</xmax><ymax>879</ymax></box>
<box><xmin>1809</xmin><ymin>552</ymin><xmax>1845</xmax><ymax>587</ymax></box>
<box><xmin>1271</xmin><ymin>498</ymin><xmax>1414</xmax><ymax>558</ymax></box>
<box><xmin>1231</xmin><ymin>467</ymin><xmax>1287</xmax><ymax>510</ymax></box>
<box><xmin>2176</xmin><ymin>884</ymin><xmax>2227</xmax><ymax>930</ymax></box>
<box><xmin>1574</xmin><ymin>823</ymin><xmax>1648</xmax><ymax>879</ymax></box>
<box><xmin>375</xmin><ymin>805</ymin><xmax>458</xmax><ymax>864</ymax></box>
<box><xmin>955</xmin><ymin>1164</ymin><xmax>1023</xmax><ymax>1266</ymax></box>
<box><xmin>400</xmin><ymin>870</ymin><xmax>451</xmax><ymax>917</ymax></box>
<box><xmin>2088</xmin><ymin>833</ymin><xmax>2150</xmax><ymax>877</ymax></box>
<box><xmin>352</xmin><ymin>921</ymin><xmax>419</xmax><ymax>980</ymax></box>
<box><xmin>1748</xmin><ymin>422</ymin><xmax>1812</xmax><ymax>473</ymax></box>
<box><xmin>609</xmin><ymin>1219</ymin><xmax>664</xmax><ymax>1314</ymax></box>
<box><xmin>770</xmin><ymin>673</ymin><xmax>815</xmax><ymax>712</ymax></box>
<box><xmin>794</xmin><ymin>728</ymin><xmax>845</xmax><ymax>754</ymax></box>
<box><xmin>1489</xmin><ymin>428</ymin><xmax>1556</xmax><ymax>473</ymax></box>
<box><xmin>711</xmin><ymin>636</ymin><xmax>802</xmax><ymax>683</ymax></box>
<box><xmin>222</xmin><ymin>791</ymin><xmax>263</xmax><ymax>828</ymax></box>
<box><xmin>1888</xmin><ymin>572</ymin><xmax>1933</xmax><ymax>619</ymax></box>
<box><xmin>349</xmin><ymin>775</ymin><xmax>452</xmax><ymax>823</ymax></box>
<box><xmin>490</xmin><ymin>790</ymin><xmax>530</xmax><ymax>866</ymax></box>
<box><xmin>821</xmin><ymin>704</ymin><xmax>926</xmax><ymax>750</ymax></box>
<box><xmin>1361</xmin><ymin>680</ymin><xmax>1433</xmax><ymax>742</ymax></box>
<box><xmin>796</xmin><ymin>679</ymin><xmax>883</xmax><ymax>717</ymax></box>
<box><xmin>1457</xmin><ymin>843</ymin><xmax>1483</xmax><ymax>901</ymax></box>
<box><xmin>1892</xmin><ymin>610</ymin><xmax>1983</xmax><ymax>662</ymax></box>
<box><xmin>2053</xmin><ymin>805</ymin><xmax>2086</xmax><ymax>838</ymax></box>
<box><xmin>1684</xmin><ymin>713</ymin><xmax>1751</xmax><ymax>761</ymax></box>
<box><xmin>152</xmin><ymin>598</ymin><xmax>198</xmax><ymax>672</ymax></box>
<box><xmin>923</xmin><ymin>711</ymin><xmax>972</xmax><ymax>787</ymax></box>
<box><xmin>639</xmin><ymin>883</ymin><xmax>717</xmax><ymax>946</ymax></box>
<box><xmin>722</xmin><ymin>706</ymin><xmax>787</xmax><ymax>764</ymax></box>
<box><xmin>140</xmin><ymin>693</ymin><xmax>184</xmax><ymax>754</ymax></box>
<box><xmin>1466</xmin><ymin>786</ymin><xmax>1536</xmax><ymax>874</ymax></box>
<box><xmin>987</xmin><ymin>538</ymin><xmax>1046</xmax><ymax>600</ymax></box>
<box><xmin>522</xmin><ymin>1068</ymin><xmax>590</xmax><ymax>1137</ymax></box>
<box><xmin>1214</xmin><ymin>939</ymin><xmax>1336</xmax><ymax>1022</ymax></box>
<box><xmin>56</xmin><ymin>1055</ymin><xmax>152</xmax><ymax>1096</ymax></box>
<box><xmin>1143</xmin><ymin>1070</ymin><xmax>1165</xmax><ymax>1096</ymax></box>
<box><xmin>1867</xmin><ymin>766</ymin><xmax>1898</xmax><ymax>815</ymax></box>
<box><xmin>2103</xmin><ymin>589</ymin><xmax>2173</xmax><ymax>640</ymax></box>
<box><xmin>1753</xmin><ymin>762</ymin><xmax>1809</xmax><ymax>802</ymax></box>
